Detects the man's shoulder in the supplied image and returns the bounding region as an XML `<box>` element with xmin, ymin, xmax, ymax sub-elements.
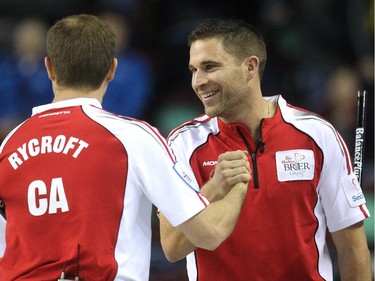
<box><xmin>167</xmin><ymin>115</ymin><xmax>217</xmax><ymax>142</ymax></box>
<box><xmin>279</xmin><ymin>98</ymin><xmax>332</xmax><ymax>131</ymax></box>
<box><xmin>279</xmin><ymin>100</ymin><xmax>344</xmax><ymax>153</ymax></box>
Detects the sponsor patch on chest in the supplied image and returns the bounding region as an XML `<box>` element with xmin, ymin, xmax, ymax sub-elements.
<box><xmin>275</xmin><ymin>149</ymin><xmax>314</xmax><ymax>181</ymax></box>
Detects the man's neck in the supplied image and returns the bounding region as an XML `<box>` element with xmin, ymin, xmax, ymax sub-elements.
<box><xmin>52</xmin><ymin>87</ymin><xmax>104</xmax><ymax>104</ymax></box>
<box><xmin>219</xmin><ymin>98</ymin><xmax>277</xmax><ymax>140</ymax></box>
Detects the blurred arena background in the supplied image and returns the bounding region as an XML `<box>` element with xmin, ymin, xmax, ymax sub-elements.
<box><xmin>0</xmin><ymin>1</ymin><xmax>373</xmax><ymax>280</ymax></box>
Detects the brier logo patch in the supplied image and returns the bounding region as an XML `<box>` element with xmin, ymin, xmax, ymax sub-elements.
<box><xmin>276</xmin><ymin>149</ymin><xmax>314</xmax><ymax>182</ymax></box>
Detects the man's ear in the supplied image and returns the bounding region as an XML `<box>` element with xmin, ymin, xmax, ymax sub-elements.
<box><xmin>106</xmin><ymin>58</ymin><xmax>118</xmax><ymax>82</ymax></box>
<box><xmin>243</xmin><ymin>55</ymin><xmax>260</xmax><ymax>81</ymax></box>
<box><xmin>44</xmin><ymin>57</ymin><xmax>56</xmax><ymax>81</ymax></box>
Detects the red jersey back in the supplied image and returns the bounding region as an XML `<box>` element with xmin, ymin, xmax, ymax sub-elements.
<box><xmin>0</xmin><ymin>104</ymin><xmax>127</xmax><ymax>280</ymax></box>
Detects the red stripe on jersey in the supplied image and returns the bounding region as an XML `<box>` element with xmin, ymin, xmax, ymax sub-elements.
<box><xmin>168</xmin><ymin>115</ymin><xmax>211</xmax><ymax>139</ymax></box>
<box><xmin>197</xmin><ymin>192</ymin><xmax>209</xmax><ymax>207</ymax></box>
<box><xmin>360</xmin><ymin>204</ymin><xmax>370</xmax><ymax>218</ymax></box>
<box><xmin>337</xmin><ymin>132</ymin><xmax>353</xmax><ymax>174</ymax></box>
<box><xmin>168</xmin><ymin>121</ymin><xmax>194</xmax><ymax>139</ymax></box>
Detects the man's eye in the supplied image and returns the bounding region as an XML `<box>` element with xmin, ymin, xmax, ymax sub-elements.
<box><xmin>205</xmin><ymin>64</ymin><xmax>216</xmax><ymax>71</ymax></box>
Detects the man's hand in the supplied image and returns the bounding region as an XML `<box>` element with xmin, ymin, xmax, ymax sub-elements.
<box><xmin>202</xmin><ymin>150</ymin><xmax>251</xmax><ymax>202</ymax></box>
<box><xmin>160</xmin><ymin>150</ymin><xmax>251</xmax><ymax>262</ymax></box>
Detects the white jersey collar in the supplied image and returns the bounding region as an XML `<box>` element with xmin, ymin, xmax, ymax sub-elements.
<box><xmin>32</xmin><ymin>98</ymin><xmax>102</xmax><ymax>116</ymax></box>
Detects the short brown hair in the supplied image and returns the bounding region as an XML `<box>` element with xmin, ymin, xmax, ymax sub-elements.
<box><xmin>46</xmin><ymin>14</ymin><xmax>116</xmax><ymax>90</ymax></box>
<box><xmin>188</xmin><ymin>19</ymin><xmax>267</xmax><ymax>79</ymax></box>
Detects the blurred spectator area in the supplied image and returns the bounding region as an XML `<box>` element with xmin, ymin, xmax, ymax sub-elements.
<box><xmin>0</xmin><ymin>17</ymin><xmax>52</xmax><ymax>141</ymax></box>
<box><xmin>99</xmin><ymin>10</ymin><xmax>155</xmax><ymax>119</ymax></box>
<box><xmin>0</xmin><ymin>0</ymin><xmax>88</xmax><ymax>18</ymax></box>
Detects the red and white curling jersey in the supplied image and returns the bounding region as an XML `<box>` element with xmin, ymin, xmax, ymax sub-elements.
<box><xmin>0</xmin><ymin>98</ymin><xmax>208</xmax><ymax>280</ymax></box>
<box><xmin>167</xmin><ymin>95</ymin><xmax>370</xmax><ymax>281</ymax></box>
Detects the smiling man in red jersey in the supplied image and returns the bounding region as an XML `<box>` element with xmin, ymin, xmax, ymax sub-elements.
<box><xmin>159</xmin><ymin>19</ymin><xmax>372</xmax><ymax>281</ymax></box>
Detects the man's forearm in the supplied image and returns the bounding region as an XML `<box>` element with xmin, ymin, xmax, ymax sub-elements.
<box><xmin>160</xmin><ymin>181</ymin><xmax>248</xmax><ymax>260</ymax></box>
<box><xmin>333</xmin><ymin>222</ymin><xmax>373</xmax><ymax>281</ymax></box>
<box><xmin>159</xmin><ymin>213</ymin><xmax>196</xmax><ymax>262</ymax></box>
<box><xmin>338</xmin><ymin>245</ymin><xmax>372</xmax><ymax>281</ymax></box>
<box><xmin>159</xmin><ymin>175</ymin><xmax>248</xmax><ymax>262</ymax></box>
<box><xmin>177</xmin><ymin>181</ymin><xmax>248</xmax><ymax>250</ymax></box>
